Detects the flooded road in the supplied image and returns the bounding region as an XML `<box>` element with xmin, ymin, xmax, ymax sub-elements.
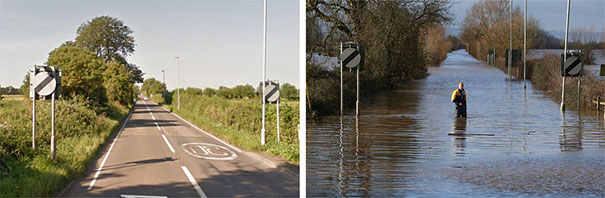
<box><xmin>307</xmin><ymin>50</ymin><xmax>605</xmax><ymax>197</ymax></box>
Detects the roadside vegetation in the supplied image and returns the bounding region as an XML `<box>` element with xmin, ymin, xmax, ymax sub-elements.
<box><xmin>0</xmin><ymin>15</ymin><xmax>141</xmax><ymax>196</ymax></box>
<box><xmin>143</xmin><ymin>81</ymin><xmax>300</xmax><ymax>162</ymax></box>
<box><xmin>460</xmin><ymin>0</ymin><xmax>605</xmax><ymax>111</ymax></box>
<box><xmin>306</xmin><ymin>0</ymin><xmax>453</xmax><ymax>116</ymax></box>
<box><xmin>529</xmin><ymin>55</ymin><xmax>605</xmax><ymax>110</ymax></box>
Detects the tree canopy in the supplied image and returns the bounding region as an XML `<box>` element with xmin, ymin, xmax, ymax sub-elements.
<box><xmin>46</xmin><ymin>44</ymin><xmax>108</xmax><ymax>110</ymax></box>
<box><xmin>461</xmin><ymin>0</ymin><xmax>541</xmax><ymax>60</ymax></box>
<box><xmin>141</xmin><ymin>78</ymin><xmax>166</xmax><ymax>97</ymax></box>
<box><xmin>280</xmin><ymin>83</ymin><xmax>299</xmax><ymax>101</ymax></box>
<box><xmin>75</xmin><ymin>16</ymin><xmax>144</xmax><ymax>83</ymax></box>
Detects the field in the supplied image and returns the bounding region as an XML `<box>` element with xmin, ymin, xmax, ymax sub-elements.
<box><xmin>1</xmin><ymin>95</ymin><xmax>24</xmax><ymax>101</ymax></box>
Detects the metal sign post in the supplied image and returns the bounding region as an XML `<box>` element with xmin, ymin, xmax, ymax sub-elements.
<box><xmin>561</xmin><ymin>51</ymin><xmax>583</xmax><ymax>112</ymax></box>
<box><xmin>30</xmin><ymin>65</ymin><xmax>60</xmax><ymax>159</ymax></box>
<box><xmin>340</xmin><ymin>42</ymin><xmax>343</xmax><ymax>117</ymax></box>
<box><xmin>339</xmin><ymin>42</ymin><xmax>361</xmax><ymax>117</ymax></box>
<box><xmin>31</xmin><ymin>65</ymin><xmax>36</xmax><ymax>149</ymax></box>
<box><xmin>261</xmin><ymin>80</ymin><xmax>280</xmax><ymax>143</ymax></box>
<box><xmin>578</xmin><ymin>76</ymin><xmax>581</xmax><ymax>111</ymax></box>
<box><xmin>356</xmin><ymin>44</ymin><xmax>360</xmax><ymax>117</ymax></box>
<box><xmin>51</xmin><ymin>88</ymin><xmax>55</xmax><ymax>158</ymax></box>
<box><xmin>276</xmin><ymin>81</ymin><xmax>280</xmax><ymax>142</ymax></box>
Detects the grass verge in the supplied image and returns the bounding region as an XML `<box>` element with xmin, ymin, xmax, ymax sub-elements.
<box><xmin>153</xmin><ymin>94</ymin><xmax>299</xmax><ymax>162</ymax></box>
<box><xmin>0</xmin><ymin>98</ymin><xmax>130</xmax><ymax>196</ymax></box>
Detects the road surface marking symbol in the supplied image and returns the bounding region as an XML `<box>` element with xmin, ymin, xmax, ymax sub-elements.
<box><xmin>182</xmin><ymin>143</ymin><xmax>237</xmax><ymax>160</ymax></box>
<box><xmin>161</xmin><ymin>134</ymin><xmax>176</xmax><ymax>153</ymax></box>
<box><xmin>154</xmin><ymin>122</ymin><xmax>161</xmax><ymax>131</ymax></box>
<box><xmin>88</xmin><ymin>109</ymin><xmax>133</xmax><ymax>190</ymax></box>
<box><xmin>198</xmin><ymin>145</ymin><xmax>210</xmax><ymax>155</ymax></box>
<box><xmin>181</xmin><ymin>166</ymin><xmax>207</xmax><ymax>198</ymax></box>
<box><xmin>121</xmin><ymin>195</ymin><xmax>167</xmax><ymax>198</ymax></box>
<box><xmin>163</xmin><ymin>108</ymin><xmax>242</xmax><ymax>153</ymax></box>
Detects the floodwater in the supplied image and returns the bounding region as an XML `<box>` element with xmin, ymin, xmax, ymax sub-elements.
<box><xmin>307</xmin><ymin>49</ymin><xmax>605</xmax><ymax>197</ymax></box>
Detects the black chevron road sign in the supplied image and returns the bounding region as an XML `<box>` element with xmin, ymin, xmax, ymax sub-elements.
<box><xmin>261</xmin><ymin>80</ymin><xmax>280</xmax><ymax>104</ymax></box>
<box><xmin>33</xmin><ymin>72</ymin><xmax>56</xmax><ymax>96</ymax></box>
<box><xmin>560</xmin><ymin>53</ymin><xmax>583</xmax><ymax>77</ymax></box>
<box><xmin>340</xmin><ymin>47</ymin><xmax>361</xmax><ymax>69</ymax></box>
<box><xmin>30</xmin><ymin>66</ymin><xmax>61</xmax><ymax>100</ymax></box>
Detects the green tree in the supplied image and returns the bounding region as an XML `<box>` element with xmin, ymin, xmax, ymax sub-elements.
<box><xmin>203</xmin><ymin>88</ymin><xmax>216</xmax><ymax>96</ymax></box>
<box><xmin>281</xmin><ymin>83</ymin><xmax>299</xmax><ymax>101</ymax></box>
<box><xmin>75</xmin><ymin>16</ymin><xmax>144</xmax><ymax>83</ymax></box>
<box><xmin>46</xmin><ymin>44</ymin><xmax>108</xmax><ymax>111</ymax></box>
<box><xmin>185</xmin><ymin>87</ymin><xmax>203</xmax><ymax>96</ymax></box>
<box><xmin>232</xmin><ymin>85</ymin><xmax>255</xmax><ymax>99</ymax></box>
<box><xmin>141</xmin><ymin>78</ymin><xmax>165</xmax><ymax>97</ymax></box>
<box><xmin>20</xmin><ymin>73</ymin><xmax>29</xmax><ymax>96</ymax></box>
<box><xmin>216</xmin><ymin>86</ymin><xmax>233</xmax><ymax>99</ymax></box>
<box><xmin>104</xmin><ymin>61</ymin><xmax>134</xmax><ymax>106</ymax></box>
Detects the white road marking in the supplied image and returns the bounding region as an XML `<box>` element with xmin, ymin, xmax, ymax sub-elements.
<box><xmin>151</xmin><ymin>115</ymin><xmax>156</xmax><ymax>120</ymax></box>
<box><xmin>161</xmin><ymin>134</ymin><xmax>175</xmax><ymax>153</ymax></box>
<box><xmin>88</xmin><ymin>108</ymin><xmax>133</xmax><ymax>190</ymax></box>
<box><xmin>204</xmin><ymin>146</ymin><xmax>214</xmax><ymax>155</ymax></box>
<box><xmin>181</xmin><ymin>166</ymin><xmax>207</xmax><ymax>198</ymax></box>
<box><xmin>161</xmin><ymin>106</ymin><xmax>242</xmax><ymax>153</ymax></box>
<box><xmin>182</xmin><ymin>143</ymin><xmax>237</xmax><ymax>160</ymax></box>
<box><xmin>121</xmin><ymin>195</ymin><xmax>167</xmax><ymax>198</ymax></box>
<box><xmin>197</xmin><ymin>145</ymin><xmax>210</xmax><ymax>155</ymax></box>
<box><xmin>154</xmin><ymin>121</ymin><xmax>162</xmax><ymax>131</ymax></box>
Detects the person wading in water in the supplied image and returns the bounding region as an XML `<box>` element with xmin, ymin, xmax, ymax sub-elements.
<box><xmin>451</xmin><ymin>82</ymin><xmax>467</xmax><ymax>117</ymax></box>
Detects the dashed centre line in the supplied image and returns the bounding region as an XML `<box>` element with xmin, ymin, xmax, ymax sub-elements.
<box><xmin>161</xmin><ymin>134</ymin><xmax>176</xmax><ymax>153</ymax></box>
<box><xmin>181</xmin><ymin>166</ymin><xmax>207</xmax><ymax>198</ymax></box>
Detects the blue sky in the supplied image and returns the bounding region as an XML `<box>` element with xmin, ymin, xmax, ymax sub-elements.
<box><xmin>0</xmin><ymin>0</ymin><xmax>299</xmax><ymax>90</ymax></box>
<box><xmin>449</xmin><ymin>0</ymin><xmax>605</xmax><ymax>38</ymax></box>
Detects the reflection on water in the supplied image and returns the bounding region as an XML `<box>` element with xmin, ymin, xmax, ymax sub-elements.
<box><xmin>451</xmin><ymin>118</ymin><xmax>467</xmax><ymax>155</ymax></box>
<box><xmin>307</xmin><ymin>50</ymin><xmax>605</xmax><ymax>197</ymax></box>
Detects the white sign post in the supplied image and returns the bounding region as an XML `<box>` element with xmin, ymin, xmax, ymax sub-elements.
<box><xmin>30</xmin><ymin>65</ymin><xmax>61</xmax><ymax>159</ymax></box>
<box><xmin>262</xmin><ymin>80</ymin><xmax>281</xmax><ymax>143</ymax></box>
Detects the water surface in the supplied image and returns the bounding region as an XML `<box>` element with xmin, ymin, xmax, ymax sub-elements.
<box><xmin>307</xmin><ymin>50</ymin><xmax>605</xmax><ymax>197</ymax></box>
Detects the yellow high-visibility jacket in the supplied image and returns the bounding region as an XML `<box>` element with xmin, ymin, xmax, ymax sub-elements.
<box><xmin>451</xmin><ymin>89</ymin><xmax>466</xmax><ymax>104</ymax></box>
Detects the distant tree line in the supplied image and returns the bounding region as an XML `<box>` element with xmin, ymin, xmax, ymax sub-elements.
<box><xmin>461</xmin><ymin>0</ymin><xmax>604</xmax><ymax>65</ymax></box>
<box><xmin>142</xmin><ymin>81</ymin><xmax>299</xmax><ymax>103</ymax></box>
<box><xmin>0</xmin><ymin>85</ymin><xmax>20</xmax><ymax>95</ymax></box>
<box><xmin>306</xmin><ymin>0</ymin><xmax>452</xmax><ymax>116</ymax></box>
<box><xmin>19</xmin><ymin>16</ymin><xmax>141</xmax><ymax>113</ymax></box>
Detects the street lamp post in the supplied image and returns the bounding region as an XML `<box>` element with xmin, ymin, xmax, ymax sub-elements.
<box><xmin>508</xmin><ymin>0</ymin><xmax>512</xmax><ymax>81</ymax></box>
<box><xmin>561</xmin><ymin>0</ymin><xmax>571</xmax><ymax>113</ymax></box>
<box><xmin>174</xmin><ymin>57</ymin><xmax>180</xmax><ymax>110</ymax></box>
<box><xmin>261</xmin><ymin>0</ymin><xmax>267</xmax><ymax>146</ymax></box>
<box><xmin>523</xmin><ymin>0</ymin><xmax>527</xmax><ymax>89</ymax></box>
<box><xmin>162</xmin><ymin>69</ymin><xmax>165</xmax><ymax>98</ymax></box>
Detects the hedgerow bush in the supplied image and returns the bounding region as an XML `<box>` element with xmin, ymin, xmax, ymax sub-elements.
<box><xmin>0</xmin><ymin>98</ymin><xmax>128</xmax><ymax>196</ymax></box>
<box><xmin>170</xmin><ymin>92</ymin><xmax>299</xmax><ymax>162</ymax></box>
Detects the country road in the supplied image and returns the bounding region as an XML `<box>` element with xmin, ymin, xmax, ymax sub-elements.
<box><xmin>62</xmin><ymin>98</ymin><xmax>299</xmax><ymax>197</ymax></box>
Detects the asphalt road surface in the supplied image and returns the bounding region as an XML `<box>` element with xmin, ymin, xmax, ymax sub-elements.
<box><xmin>62</xmin><ymin>98</ymin><xmax>299</xmax><ymax>197</ymax></box>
